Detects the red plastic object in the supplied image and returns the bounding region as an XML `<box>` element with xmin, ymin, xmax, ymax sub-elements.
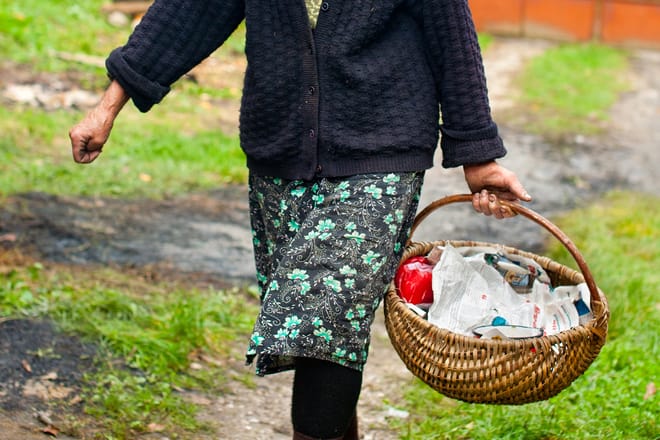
<box><xmin>394</xmin><ymin>256</ymin><xmax>435</xmax><ymax>305</ymax></box>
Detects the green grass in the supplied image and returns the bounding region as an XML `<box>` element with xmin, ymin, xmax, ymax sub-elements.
<box><xmin>1</xmin><ymin>0</ymin><xmax>248</xmax><ymax>198</ymax></box>
<box><xmin>0</xmin><ymin>4</ymin><xmax>653</xmax><ymax>435</ymax></box>
<box><xmin>0</xmin><ymin>0</ymin><xmax>126</xmax><ymax>72</ymax></box>
<box><xmin>519</xmin><ymin>43</ymin><xmax>629</xmax><ymax>136</ymax></box>
<box><xmin>393</xmin><ymin>192</ymin><xmax>659</xmax><ymax>440</ymax></box>
<box><xmin>0</xmin><ymin>102</ymin><xmax>247</xmax><ymax>198</ymax></box>
<box><xmin>0</xmin><ymin>264</ymin><xmax>259</xmax><ymax>438</ymax></box>
<box><xmin>478</xmin><ymin>33</ymin><xmax>494</xmax><ymax>52</ymax></box>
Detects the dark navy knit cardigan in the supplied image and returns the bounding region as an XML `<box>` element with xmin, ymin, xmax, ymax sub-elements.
<box><xmin>106</xmin><ymin>0</ymin><xmax>507</xmax><ymax>180</ymax></box>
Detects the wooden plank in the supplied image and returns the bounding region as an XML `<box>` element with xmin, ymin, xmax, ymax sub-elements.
<box><xmin>469</xmin><ymin>0</ymin><xmax>525</xmax><ymax>36</ymax></box>
<box><xmin>101</xmin><ymin>1</ymin><xmax>153</xmax><ymax>15</ymax></box>
<box><xmin>602</xmin><ymin>1</ymin><xmax>660</xmax><ymax>48</ymax></box>
<box><xmin>524</xmin><ymin>0</ymin><xmax>596</xmax><ymax>41</ymax></box>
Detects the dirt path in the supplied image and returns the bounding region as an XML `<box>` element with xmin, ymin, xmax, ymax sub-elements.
<box><xmin>191</xmin><ymin>308</ymin><xmax>411</xmax><ymax>440</ymax></box>
<box><xmin>0</xmin><ymin>38</ymin><xmax>658</xmax><ymax>439</ymax></box>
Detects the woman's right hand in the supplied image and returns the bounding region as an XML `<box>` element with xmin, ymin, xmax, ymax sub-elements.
<box><xmin>69</xmin><ymin>80</ymin><xmax>129</xmax><ymax>164</ymax></box>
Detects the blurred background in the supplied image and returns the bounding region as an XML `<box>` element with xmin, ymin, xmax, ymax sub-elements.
<box><xmin>0</xmin><ymin>1</ymin><xmax>658</xmax><ymax>439</ymax></box>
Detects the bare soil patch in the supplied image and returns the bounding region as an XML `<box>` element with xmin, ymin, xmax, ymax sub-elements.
<box><xmin>0</xmin><ymin>318</ymin><xmax>95</xmax><ymax>412</ymax></box>
<box><xmin>0</xmin><ymin>318</ymin><xmax>95</xmax><ymax>439</ymax></box>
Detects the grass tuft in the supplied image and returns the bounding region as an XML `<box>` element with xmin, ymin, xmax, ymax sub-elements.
<box><xmin>0</xmin><ymin>264</ymin><xmax>259</xmax><ymax>437</ymax></box>
<box><xmin>0</xmin><ymin>0</ymin><xmax>127</xmax><ymax>72</ymax></box>
<box><xmin>519</xmin><ymin>43</ymin><xmax>629</xmax><ymax>136</ymax></box>
<box><xmin>0</xmin><ymin>105</ymin><xmax>247</xmax><ymax>198</ymax></box>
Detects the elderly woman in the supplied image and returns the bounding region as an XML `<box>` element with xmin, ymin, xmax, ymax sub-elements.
<box><xmin>69</xmin><ymin>1</ymin><xmax>531</xmax><ymax>438</ymax></box>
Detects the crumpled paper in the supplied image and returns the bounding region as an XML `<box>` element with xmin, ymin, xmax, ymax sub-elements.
<box><xmin>427</xmin><ymin>244</ymin><xmax>591</xmax><ymax>337</ymax></box>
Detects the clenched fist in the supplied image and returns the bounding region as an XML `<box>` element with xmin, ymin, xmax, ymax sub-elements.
<box><xmin>69</xmin><ymin>80</ymin><xmax>129</xmax><ymax>164</ymax></box>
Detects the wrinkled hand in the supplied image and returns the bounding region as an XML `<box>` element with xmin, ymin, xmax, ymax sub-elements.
<box><xmin>463</xmin><ymin>161</ymin><xmax>532</xmax><ymax>219</ymax></box>
<box><xmin>69</xmin><ymin>80</ymin><xmax>128</xmax><ymax>164</ymax></box>
<box><xmin>69</xmin><ymin>106</ymin><xmax>114</xmax><ymax>164</ymax></box>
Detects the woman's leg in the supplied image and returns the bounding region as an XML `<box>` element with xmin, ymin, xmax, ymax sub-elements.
<box><xmin>292</xmin><ymin>357</ymin><xmax>362</xmax><ymax>439</ymax></box>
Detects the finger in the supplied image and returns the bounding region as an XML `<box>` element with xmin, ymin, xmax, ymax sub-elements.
<box><xmin>507</xmin><ymin>177</ymin><xmax>532</xmax><ymax>202</ymax></box>
<box><xmin>472</xmin><ymin>192</ymin><xmax>481</xmax><ymax>213</ymax></box>
<box><xmin>73</xmin><ymin>143</ymin><xmax>102</xmax><ymax>164</ymax></box>
<box><xmin>73</xmin><ymin>144</ymin><xmax>92</xmax><ymax>163</ymax></box>
<box><xmin>486</xmin><ymin>192</ymin><xmax>518</xmax><ymax>219</ymax></box>
<box><xmin>473</xmin><ymin>191</ymin><xmax>490</xmax><ymax>214</ymax></box>
<box><xmin>479</xmin><ymin>190</ymin><xmax>493</xmax><ymax>216</ymax></box>
<box><xmin>489</xmin><ymin>192</ymin><xmax>516</xmax><ymax>219</ymax></box>
<box><xmin>475</xmin><ymin>190</ymin><xmax>518</xmax><ymax>218</ymax></box>
<box><xmin>72</xmin><ymin>142</ymin><xmax>87</xmax><ymax>163</ymax></box>
<box><xmin>488</xmin><ymin>193</ymin><xmax>501</xmax><ymax>217</ymax></box>
<box><xmin>81</xmin><ymin>147</ymin><xmax>102</xmax><ymax>163</ymax></box>
<box><xmin>499</xmin><ymin>205</ymin><xmax>516</xmax><ymax>218</ymax></box>
<box><xmin>74</xmin><ymin>148</ymin><xmax>87</xmax><ymax>163</ymax></box>
<box><xmin>78</xmin><ymin>150</ymin><xmax>94</xmax><ymax>164</ymax></box>
<box><xmin>492</xmin><ymin>190</ymin><xmax>519</xmax><ymax>202</ymax></box>
<box><xmin>492</xmin><ymin>199</ymin><xmax>505</xmax><ymax>219</ymax></box>
<box><xmin>71</xmin><ymin>132</ymin><xmax>103</xmax><ymax>164</ymax></box>
<box><xmin>70</xmin><ymin>129</ymin><xmax>88</xmax><ymax>162</ymax></box>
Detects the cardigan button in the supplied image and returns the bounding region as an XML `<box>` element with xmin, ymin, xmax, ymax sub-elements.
<box><xmin>309</xmin><ymin>129</ymin><xmax>316</xmax><ymax>138</ymax></box>
<box><xmin>308</xmin><ymin>86</ymin><xmax>315</xmax><ymax>95</ymax></box>
<box><xmin>321</xmin><ymin>2</ymin><xmax>329</xmax><ymax>11</ymax></box>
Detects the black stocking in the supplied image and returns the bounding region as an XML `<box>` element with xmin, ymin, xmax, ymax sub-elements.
<box><xmin>291</xmin><ymin>357</ymin><xmax>362</xmax><ymax>438</ymax></box>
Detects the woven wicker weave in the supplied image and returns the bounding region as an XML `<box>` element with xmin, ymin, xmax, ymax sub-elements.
<box><xmin>384</xmin><ymin>195</ymin><xmax>610</xmax><ymax>404</ymax></box>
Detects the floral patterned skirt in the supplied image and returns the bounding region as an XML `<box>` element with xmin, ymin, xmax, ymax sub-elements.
<box><xmin>245</xmin><ymin>172</ymin><xmax>424</xmax><ymax>375</ymax></box>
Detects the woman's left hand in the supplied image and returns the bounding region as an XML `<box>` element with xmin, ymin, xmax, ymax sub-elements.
<box><xmin>463</xmin><ymin>160</ymin><xmax>532</xmax><ymax>219</ymax></box>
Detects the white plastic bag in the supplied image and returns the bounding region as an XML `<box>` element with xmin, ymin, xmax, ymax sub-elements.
<box><xmin>427</xmin><ymin>244</ymin><xmax>590</xmax><ymax>337</ymax></box>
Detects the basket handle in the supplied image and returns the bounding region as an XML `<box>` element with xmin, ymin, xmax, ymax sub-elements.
<box><xmin>409</xmin><ymin>194</ymin><xmax>609</xmax><ymax>340</ymax></box>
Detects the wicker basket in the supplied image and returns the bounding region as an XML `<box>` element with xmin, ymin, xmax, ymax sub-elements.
<box><xmin>384</xmin><ymin>195</ymin><xmax>610</xmax><ymax>405</ymax></box>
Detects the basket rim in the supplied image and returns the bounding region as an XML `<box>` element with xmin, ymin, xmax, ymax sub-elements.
<box><xmin>410</xmin><ymin>196</ymin><xmax>604</xmax><ymax>303</ymax></box>
<box><xmin>388</xmin><ymin>239</ymin><xmax>609</xmax><ymax>345</ymax></box>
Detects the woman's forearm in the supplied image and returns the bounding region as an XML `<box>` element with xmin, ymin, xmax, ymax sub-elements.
<box><xmin>99</xmin><ymin>80</ymin><xmax>130</xmax><ymax>119</ymax></box>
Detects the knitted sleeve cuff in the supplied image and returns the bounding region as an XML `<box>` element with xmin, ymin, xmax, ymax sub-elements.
<box><xmin>439</xmin><ymin>123</ymin><xmax>507</xmax><ymax>168</ymax></box>
<box><xmin>106</xmin><ymin>47</ymin><xmax>170</xmax><ymax>113</ymax></box>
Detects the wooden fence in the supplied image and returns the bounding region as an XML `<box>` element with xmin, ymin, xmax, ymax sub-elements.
<box><xmin>469</xmin><ymin>0</ymin><xmax>660</xmax><ymax>48</ymax></box>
